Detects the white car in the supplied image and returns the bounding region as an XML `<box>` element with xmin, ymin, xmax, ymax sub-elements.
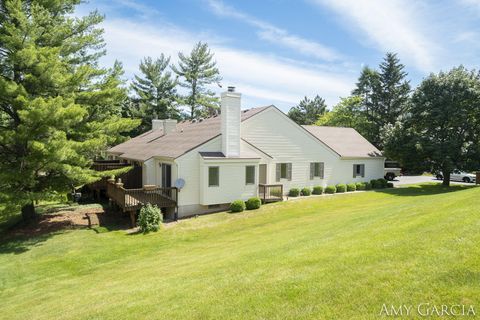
<box><xmin>436</xmin><ymin>170</ymin><xmax>477</xmax><ymax>183</ymax></box>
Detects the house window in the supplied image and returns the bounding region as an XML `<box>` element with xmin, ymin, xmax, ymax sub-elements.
<box><xmin>246</xmin><ymin>166</ymin><xmax>255</xmax><ymax>185</ymax></box>
<box><xmin>310</xmin><ymin>162</ymin><xmax>324</xmax><ymax>179</ymax></box>
<box><xmin>208</xmin><ymin>167</ymin><xmax>219</xmax><ymax>187</ymax></box>
<box><xmin>276</xmin><ymin>163</ymin><xmax>292</xmax><ymax>181</ymax></box>
<box><xmin>353</xmin><ymin>164</ymin><xmax>365</xmax><ymax>178</ymax></box>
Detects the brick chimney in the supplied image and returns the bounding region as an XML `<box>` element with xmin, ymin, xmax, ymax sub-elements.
<box><xmin>221</xmin><ymin>86</ymin><xmax>241</xmax><ymax>157</ymax></box>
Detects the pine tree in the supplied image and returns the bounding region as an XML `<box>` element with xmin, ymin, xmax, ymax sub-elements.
<box><xmin>0</xmin><ymin>0</ymin><xmax>139</xmax><ymax>220</ymax></box>
<box><xmin>353</xmin><ymin>53</ymin><xmax>411</xmax><ymax>148</ymax></box>
<box><xmin>130</xmin><ymin>55</ymin><xmax>179</xmax><ymax>134</ymax></box>
<box><xmin>172</xmin><ymin>42</ymin><xmax>222</xmax><ymax>119</ymax></box>
<box><xmin>288</xmin><ymin>95</ymin><xmax>327</xmax><ymax>125</ymax></box>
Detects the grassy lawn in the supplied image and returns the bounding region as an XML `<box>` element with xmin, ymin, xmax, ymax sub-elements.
<box><xmin>0</xmin><ymin>184</ymin><xmax>479</xmax><ymax>319</ymax></box>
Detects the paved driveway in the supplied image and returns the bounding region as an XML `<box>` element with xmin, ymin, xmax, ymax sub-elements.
<box><xmin>392</xmin><ymin>175</ymin><xmax>475</xmax><ymax>186</ymax></box>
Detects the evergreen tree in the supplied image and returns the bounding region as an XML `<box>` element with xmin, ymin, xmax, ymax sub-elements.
<box><xmin>353</xmin><ymin>53</ymin><xmax>411</xmax><ymax>148</ymax></box>
<box><xmin>130</xmin><ymin>55</ymin><xmax>179</xmax><ymax>134</ymax></box>
<box><xmin>288</xmin><ymin>95</ymin><xmax>327</xmax><ymax>125</ymax></box>
<box><xmin>0</xmin><ymin>0</ymin><xmax>139</xmax><ymax>220</ymax></box>
<box><xmin>172</xmin><ymin>42</ymin><xmax>222</xmax><ymax>119</ymax></box>
<box><xmin>383</xmin><ymin>66</ymin><xmax>480</xmax><ymax>185</ymax></box>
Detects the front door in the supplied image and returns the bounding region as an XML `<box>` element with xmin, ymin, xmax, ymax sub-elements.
<box><xmin>259</xmin><ymin>164</ymin><xmax>267</xmax><ymax>184</ymax></box>
<box><xmin>162</xmin><ymin>164</ymin><xmax>172</xmax><ymax>188</ymax></box>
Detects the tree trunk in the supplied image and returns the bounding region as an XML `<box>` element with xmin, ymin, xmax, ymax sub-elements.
<box><xmin>442</xmin><ymin>171</ymin><xmax>450</xmax><ymax>186</ymax></box>
<box><xmin>21</xmin><ymin>202</ymin><xmax>37</xmax><ymax>221</ymax></box>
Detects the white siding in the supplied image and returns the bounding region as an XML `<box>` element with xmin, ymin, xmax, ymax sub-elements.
<box><xmin>242</xmin><ymin>107</ymin><xmax>384</xmax><ymax>190</ymax></box>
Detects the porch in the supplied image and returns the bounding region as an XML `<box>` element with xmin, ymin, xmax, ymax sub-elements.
<box><xmin>258</xmin><ymin>184</ymin><xmax>284</xmax><ymax>203</ymax></box>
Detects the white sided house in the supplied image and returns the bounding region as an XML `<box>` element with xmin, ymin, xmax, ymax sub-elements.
<box><xmin>107</xmin><ymin>87</ymin><xmax>384</xmax><ymax>218</ymax></box>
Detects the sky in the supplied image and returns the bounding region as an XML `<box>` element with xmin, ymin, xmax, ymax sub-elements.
<box><xmin>78</xmin><ymin>0</ymin><xmax>480</xmax><ymax>111</ymax></box>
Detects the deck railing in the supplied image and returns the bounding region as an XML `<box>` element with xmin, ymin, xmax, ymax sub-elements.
<box><xmin>106</xmin><ymin>180</ymin><xmax>178</xmax><ymax>211</ymax></box>
<box><xmin>92</xmin><ymin>161</ymin><xmax>131</xmax><ymax>172</ymax></box>
<box><xmin>258</xmin><ymin>184</ymin><xmax>284</xmax><ymax>203</ymax></box>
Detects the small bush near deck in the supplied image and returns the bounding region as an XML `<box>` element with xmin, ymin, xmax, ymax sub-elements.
<box><xmin>355</xmin><ymin>182</ymin><xmax>366</xmax><ymax>190</ymax></box>
<box><xmin>245</xmin><ymin>197</ymin><xmax>261</xmax><ymax>210</ymax></box>
<box><xmin>325</xmin><ymin>185</ymin><xmax>336</xmax><ymax>194</ymax></box>
<box><xmin>301</xmin><ymin>187</ymin><xmax>312</xmax><ymax>196</ymax></box>
<box><xmin>312</xmin><ymin>186</ymin><xmax>324</xmax><ymax>195</ymax></box>
<box><xmin>387</xmin><ymin>182</ymin><xmax>394</xmax><ymax>188</ymax></box>
<box><xmin>336</xmin><ymin>184</ymin><xmax>346</xmax><ymax>193</ymax></box>
<box><xmin>138</xmin><ymin>203</ymin><xmax>162</xmax><ymax>233</ymax></box>
<box><xmin>289</xmin><ymin>188</ymin><xmax>300</xmax><ymax>197</ymax></box>
<box><xmin>364</xmin><ymin>182</ymin><xmax>372</xmax><ymax>190</ymax></box>
<box><xmin>230</xmin><ymin>200</ymin><xmax>246</xmax><ymax>212</ymax></box>
<box><xmin>347</xmin><ymin>183</ymin><xmax>356</xmax><ymax>192</ymax></box>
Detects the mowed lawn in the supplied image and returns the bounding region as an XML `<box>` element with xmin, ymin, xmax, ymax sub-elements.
<box><xmin>0</xmin><ymin>184</ymin><xmax>479</xmax><ymax>319</ymax></box>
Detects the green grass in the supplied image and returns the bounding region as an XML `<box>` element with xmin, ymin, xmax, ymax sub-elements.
<box><xmin>0</xmin><ymin>184</ymin><xmax>479</xmax><ymax>319</ymax></box>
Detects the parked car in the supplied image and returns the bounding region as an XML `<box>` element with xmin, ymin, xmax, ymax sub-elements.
<box><xmin>384</xmin><ymin>160</ymin><xmax>402</xmax><ymax>181</ymax></box>
<box><xmin>436</xmin><ymin>170</ymin><xmax>476</xmax><ymax>183</ymax></box>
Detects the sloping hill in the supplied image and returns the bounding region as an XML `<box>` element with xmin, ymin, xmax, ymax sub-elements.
<box><xmin>0</xmin><ymin>184</ymin><xmax>479</xmax><ymax>319</ymax></box>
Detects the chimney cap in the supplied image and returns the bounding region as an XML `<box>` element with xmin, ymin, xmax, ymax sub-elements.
<box><xmin>227</xmin><ymin>86</ymin><xmax>235</xmax><ymax>92</ymax></box>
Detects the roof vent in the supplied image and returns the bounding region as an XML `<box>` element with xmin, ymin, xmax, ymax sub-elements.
<box><xmin>227</xmin><ymin>86</ymin><xmax>235</xmax><ymax>92</ymax></box>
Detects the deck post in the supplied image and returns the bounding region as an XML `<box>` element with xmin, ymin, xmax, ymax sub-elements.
<box><xmin>129</xmin><ymin>211</ymin><xmax>136</xmax><ymax>228</ymax></box>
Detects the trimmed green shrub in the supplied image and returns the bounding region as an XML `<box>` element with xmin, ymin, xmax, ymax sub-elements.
<box><xmin>138</xmin><ymin>203</ymin><xmax>162</xmax><ymax>233</ymax></box>
<box><xmin>312</xmin><ymin>186</ymin><xmax>324</xmax><ymax>195</ymax></box>
<box><xmin>347</xmin><ymin>183</ymin><xmax>356</xmax><ymax>192</ymax></box>
<box><xmin>325</xmin><ymin>185</ymin><xmax>336</xmax><ymax>194</ymax></box>
<box><xmin>245</xmin><ymin>197</ymin><xmax>261</xmax><ymax>210</ymax></box>
<box><xmin>289</xmin><ymin>188</ymin><xmax>300</xmax><ymax>197</ymax></box>
<box><xmin>336</xmin><ymin>184</ymin><xmax>346</xmax><ymax>193</ymax></box>
<box><xmin>301</xmin><ymin>187</ymin><xmax>312</xmax><ymax>196</ymax></box>
<box><xmin>364</xmin><ymin>182</ymin><xmax>372</xmax><ymax>190</ymax></box>
<box><xmin>370</xmin><ymin>179</ymin><xmax>378</xmax><ymax>189</ymax></box>
<box><xmin>355</xmin><ymin>182</ymin><xmax>366</xmax><ymax>190</ymax></box>
<box><xmin>387</xmin><ymin>182</ymin><xmax>394</xmax><ymax>188</ymax></box>
<box><xmin>230</xmin><ymin>200</ymin><xmax>246</xmax><ymax>212</ymax></box>
<box><xmin>376</xmin><ymin>178</ymin><xmax>388</xmax><ymax>189</ymax></box>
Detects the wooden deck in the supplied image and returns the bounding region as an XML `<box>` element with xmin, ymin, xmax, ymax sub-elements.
<box><xmin>106</xmin><ymin>180</ymin><xmax>178</xmax><ymax>225</ymax></box>
<box><xmin>258</xmin><ymin>184</ymin><xmax>284</xmax><ymax>203</ymax></box>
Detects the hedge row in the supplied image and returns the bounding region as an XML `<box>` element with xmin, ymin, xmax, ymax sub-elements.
<box><xmin>287</xmin><ymin>178</ymin><xmax>392</xmax><ymax>197</ymax></box>
<box><xmin>230</xmin><ymin>197</ymin><xmax>262</xmax><ymax>213</ymax></box>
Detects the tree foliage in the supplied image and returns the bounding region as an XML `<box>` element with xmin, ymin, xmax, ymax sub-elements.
<box><xmin>0</xmin><ymin>0</ymin><xmax>139</xmax><ymax>219</ymax></box>
<box><xmin>288</xmin><ymin>95</ymin><xmax>327</xmax><ymax>125</ymax></box>
<box><xmin>383</xmin><ymin>66</ymin><xmax>480</xmax><ymax>185</ymax></box>
<box><xmin>316</xmin><ymin>96</ymin><xmax>374</xmax><ymax>137</ymax></box>
<box><xmin>172</xmin><ymin>42</ymin><xmax>222</xmax><ymax>119</ymax></box>
<box><xmin>353</xmin><ymin>52</ymin><xmax>411</xmax><ymax>147</ymax></box>
<box><xmin>129</xmin><ymin>55</ymin><xmax>179</xmax><ymax>135</ymax></box>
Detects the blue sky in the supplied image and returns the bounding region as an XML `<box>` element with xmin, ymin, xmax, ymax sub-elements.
<box><xmin>78</xmin><ymin>0</ymin><xmax>480</xmax><ymax>111</ymax></box>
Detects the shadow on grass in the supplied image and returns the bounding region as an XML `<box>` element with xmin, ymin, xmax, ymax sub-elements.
<box><xmin>375</xmin><ymin>183</ymin><xmax>478</xmax><ymax>197</ymax></box>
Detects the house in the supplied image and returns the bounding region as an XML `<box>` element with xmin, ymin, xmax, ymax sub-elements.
<box><xmin>107</xmin><ymin>87</ymin><xmax>385</xmax><ymax>219</ymax></box>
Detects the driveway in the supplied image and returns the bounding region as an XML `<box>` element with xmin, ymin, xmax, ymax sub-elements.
<box><xmin>392</xmin><ymin>175</ymin><xmax>476</xmax><ymax>186</ymax></box>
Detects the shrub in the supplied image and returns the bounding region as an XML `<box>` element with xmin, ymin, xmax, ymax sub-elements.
<box><xmin>312</xmin><ymin>186</ymin><xmax>324</xmax><ymax>195</ymax></box>
<box><xmin>245</xmin><ymin>197</ymin><xmax>261</xmax><ymax>210</ymax></box>
<box><xmin>325</xmin><ymin>185</ymin><xmax>336</xmax><ymax>194</ymax></box>
<box><xmin>387</xmin><ymin>182</ymin><xmax>394</xmax><ymax>188</ymax></box>
<box><xmin>230</xmin><ymin>200</ymin><xmax>246</xmax><ymax>212</ymax></box>
<box><xmin>347</xmin><ymin>183</ymin><xmax>356</xmax><ymax>192</ymax></box>
<box><xmin>301</xmin><ymin>187</ymin><xmax>312</xmax><ymax>196</ymax></box>
<box><xmin>364</xmin><ymin>182</ymin><xmax>372</xmax><ymax>190</ymax></box>
<box><xmin>336</xmin><ymin>184</ymin><xmax>346</xmax><ymax>193</ymax></box>
<box><xmin>355</xmin><ymin>182</ymin><xmax>366</xmax><ymax>190</ymax></box>
<box><xmin>370</xmin><ymin>179</ymin><xmax>378</xmax><ymax>189</ymax></box>
<box><xmin>138</xmin><ymin>203</ymin><xmax>162</xmax><ymax>233</ymax></box>
<box><xmin>376</xmin><ymin>178</ymin><xmax>388</xmax><ymax>189</ymax></box>
<box><xmin>289</xmin><ymin>188</ymin><xmax>300</xmax><ymax>197</ymax></box>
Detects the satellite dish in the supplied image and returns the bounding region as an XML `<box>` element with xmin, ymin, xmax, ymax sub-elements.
<box><xmin>174</xmin><ymin>178</ymin><xmax>185</xmax><ymax>190</ymax></box>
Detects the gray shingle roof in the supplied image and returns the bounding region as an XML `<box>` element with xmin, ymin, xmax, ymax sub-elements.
<box><xmin>302</xmin><ymin>125</ymin><xmax>383</xmax><ymax>158</ymax></box>
<box><xmin>109</xmin><ymin>106</ymin><xmax>271</xmax><ymax>161</ymax></box>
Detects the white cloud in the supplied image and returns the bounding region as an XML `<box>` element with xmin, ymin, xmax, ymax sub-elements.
<box><xmin>310</xmin><ymin>0</ymin><xmax>440</xmax><ymax>72</ymax></box>
<box><xmin>206</xmin><ymin>0</ymin><xmax>343</xmax><ymax>62</ymax></box>
<box><xmin>100</xmin><ymin>19</ymin><xmax>355</xmax><ymax>110</ymax></box>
